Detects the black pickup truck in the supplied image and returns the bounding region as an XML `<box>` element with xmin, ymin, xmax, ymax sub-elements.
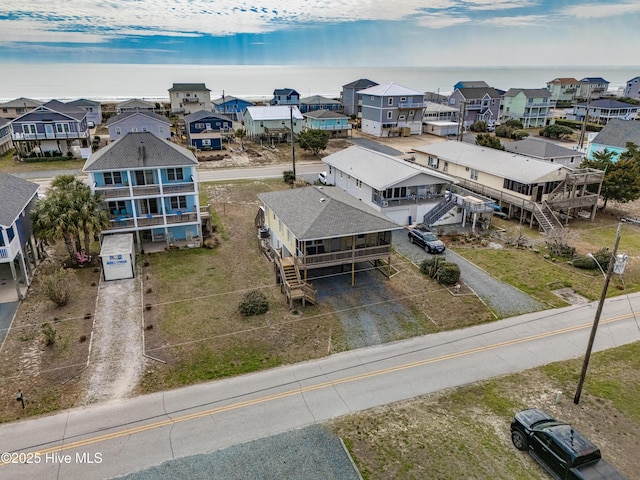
<box><xmin>510</xmin><ymin>409</ymin><xmax>627</xmax><ymax>480</ymax></box>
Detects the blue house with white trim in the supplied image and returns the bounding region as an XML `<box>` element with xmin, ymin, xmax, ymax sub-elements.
<box><xmin>184</xmin><ymin>111</ymin><xmax>233</xmax><ymax>150</ymax></box>
<box><xmin>303</xmin><ymin>110</ymin><xmax>352</xmax><ymax>138</ymax></box>
<box><xmin>83</xmin><ymin>132</ymin><xmax>207</xmax><ymax>248</ymax></box>
<box><xmin>212</xmin><ymin>95</ymin><xmax>254</xmax><ymax>122</ymax></box>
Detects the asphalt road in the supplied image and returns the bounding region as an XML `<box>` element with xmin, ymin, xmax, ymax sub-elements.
<box><xmin>1</xmin><ymin>293</ymin><xmax>639</xmax><ymax>479</ymax></box>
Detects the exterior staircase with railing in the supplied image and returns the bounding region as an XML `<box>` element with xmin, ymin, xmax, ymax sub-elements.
<box><xmin>422</xmin><ymin>195</ymin><xmax>458</xmax><ymax>226</ymax></box>
<box><xmin>277</xmin><ymin>256</ymin><xmax>317</xmax><ymax>307</ymax></box>
<box><xmin>533</xmin><ymin>201</ymin><xmax>564</xmax><ymax>235</ymax></box>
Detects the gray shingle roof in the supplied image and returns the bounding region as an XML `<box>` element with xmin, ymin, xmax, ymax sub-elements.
<box><xmin>258</xmin><ymin>186</ymin><xmax>401</xmax><ymax>240</ymax></box>
<box><xmin>183</xmin><ymin>110</ymin><xmax>232</xmax><ymax>124</ymax></box>
<box><xmin>504</xmin><ymin>138</ymin><xmax>582</xmax><ymax>159</ymax></box>
<box><xmin>342</xmin><ymin>79</ymin><xmax>378</xmax><ymax>89</ymax></box>
<box><xmin>0</xmin><ymin>173</ymin><xmax>39</xmax><ymax>227</ymax></box>
<box><xmin>299</xmin><ymin>95</ymin><xmax>340</xmax><ymax>105</ymax></box>
<box><xmin>591</xmin><ymin>119</ymin><xmax>640</xmax><ymax>148</ymax></box>
<box><xmin>68</xmin><ymin>98</ymin><xmax>101</xmax><ymax>107</ymax></box>
<box><xmin>106</xmin><ymin>110</ymin><xmax>171</xmax><ymax>127</ymax></box>
<box><xmin>42</xmin><ymin>100</ymin><xmax>87</xmax><ymax>120</ymax></box>
<box><xmin>574</xmin><ymin>99</ymin><xmax>640</xmax><ymax>109</ymax></box>
<box><xmin>83</xmin><ymin>132</ymin><xmax>197</xmax><ymax>172</ymax></box>
<box><xmin>169</xmin><ymin>83</ymin><xmax>210</xmax><ymax>92</ymax></box>
<box><xmin>323</xmin><ymin>146</ymin><xmax>455</xmax><ymax>190</ymax></box>
<box><xmin>117</xmin><ymin>99</ymin><xmax>156</xmax><ymax>109</ymax></box>
<box><xmin>0</xmin><ymin>97</ymin><xmax>42</xmax><ymax>109</ymax></box>
<box><xmin>456</xmin><ymin>87</ymin><xmax>502</xmax><ymax>99</ymax></box>
<box><xmin>504</xmin><ymin>88</ymin><xmax>551</xmax><ymax>98</ymax></box>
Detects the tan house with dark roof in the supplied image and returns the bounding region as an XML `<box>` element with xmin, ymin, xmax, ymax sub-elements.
<box><xmin>168</xmin><ymin>83</ymin><xmax>212</xmax><ymax>115</ymax></box>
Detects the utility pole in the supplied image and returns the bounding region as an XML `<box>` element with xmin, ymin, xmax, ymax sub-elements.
<box><xmin>457</xmin><ymin>100</ymin><xmax>467</xmax><ymax>142</ymax></box>
<box><xmin>289</xmin><ymin>105</ymin><xmax>296</xmax><ymax>177</ymax></box>
<box><xmin>578</xmin><ymin>94</ymin><xmax>591</xmax><ymax>151</ymax></box>
<box><xmin>574</xmin><ymin>223</ymin><xmax>622</xmax><ymax>404</ymax></box>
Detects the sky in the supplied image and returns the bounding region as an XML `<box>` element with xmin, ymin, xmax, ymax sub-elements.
<box><xmin>1</xmin><ymin>0</ymin><xmax>640</xmax><ymax>66</ymax></box>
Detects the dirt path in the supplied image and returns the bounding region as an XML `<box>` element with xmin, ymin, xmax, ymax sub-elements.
<box><xmin>83</xmin><ymin>274</ymin><xmax>145</xmax><ymax>404</ymax></box>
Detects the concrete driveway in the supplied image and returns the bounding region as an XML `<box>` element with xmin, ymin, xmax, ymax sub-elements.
<box><xmin>393</xmin><ymin>228</ymin><xmax>547</xmax><ymax>318</ymax></box>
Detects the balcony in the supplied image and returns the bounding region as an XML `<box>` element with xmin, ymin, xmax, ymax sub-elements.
<box><xmin>312</xmin><ymin>124</ymin><xmax>352</xmax><ymax>131</ymax></box>
<box><xmin>398</xmin><ymin>102</ymin><xmax>425</xmax><ymax>109</ymax></box>
<box><xmin>302</xmin><ymin>244</ymin><xmax>392</xmax><ymax>269</ymax></box>
<box><xmin>12</xmin><ymin>131</ymin><xmax>89</xmax><ymax>141</ymax></box>
<box><xmin>183</xmin><ymin>97</ymin><xmax>201</xmax><ymax>103</ymax></box>
<box><xmin>109</xmin><ymin>212</ymin><xmax>199</xmax><ymax>231</ymax></box>
<box><xmin>95</xmin><ymin>182</ymin><xmax>194</xmax><ymax>199</ymax></box>
<box><xmin>0</xmin><ymin>236</ymin><xmax>20</xmax><ymax>262</ymax></box>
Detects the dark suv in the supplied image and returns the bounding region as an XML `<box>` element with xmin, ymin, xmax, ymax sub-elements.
<box><xmin>510</xmin><ymin>409</ymin><xmax>627</xmax><ymax>480</ymax></box>
<box><xmin>407</xmin><ymin>225</ymin><xmax>445</xmax><ymax>254</ymax></box>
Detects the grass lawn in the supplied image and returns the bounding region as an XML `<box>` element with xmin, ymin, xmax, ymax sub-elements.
<box><xmin>0</xmin><ymin>150</ymin><xmax>85</xmax><ymax>174</ymax></box>
<box><xmin>332</xmin><ymin>341</ymin><xmax>640</xmax><ymax>480</ymax></box>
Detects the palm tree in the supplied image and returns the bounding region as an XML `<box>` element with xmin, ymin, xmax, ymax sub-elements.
<box><xmin>32</xmin><ymin>175</ymin><xmax>109</xmax><ymax>263</ymax></box>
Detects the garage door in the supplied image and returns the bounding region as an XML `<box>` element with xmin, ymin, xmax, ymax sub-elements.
<box><xmin>385</xmin><ymin>208</ymin><xmax>411</xmax><ymax>226</ymax></box>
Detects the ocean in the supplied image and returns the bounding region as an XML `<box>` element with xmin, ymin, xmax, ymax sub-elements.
<box><xmin>2</xmin><ymin>63</ymin><xmax>639</xmax><ymax>103</ymax></box>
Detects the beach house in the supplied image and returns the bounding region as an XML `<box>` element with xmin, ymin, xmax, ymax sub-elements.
<box><xmin>357</xmin><ymin>82</ymin><xmax>425</xmax><ymax>137</ymax></box>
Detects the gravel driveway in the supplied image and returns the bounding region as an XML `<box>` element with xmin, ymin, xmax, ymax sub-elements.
<box><xmin>393</xmin><ymin>229</ymin><xmax>547</xmax><ymax>318</ymax></box>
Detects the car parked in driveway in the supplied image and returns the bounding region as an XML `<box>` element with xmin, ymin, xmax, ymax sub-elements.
<box><xmin>407</xmin><ymin>225</ymin><xmax>445</xmax><ymax>254</ymax></box>
<box><xmin>510</xmin><ymin>409</ymin><xmax>627</xmax><ymax>480</ymax></box>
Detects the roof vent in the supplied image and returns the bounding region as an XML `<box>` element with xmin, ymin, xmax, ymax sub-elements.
<box><xmin>320</xmin><ymin>198</ymin><xmax>326</xmax><ymax>202</ymax></box>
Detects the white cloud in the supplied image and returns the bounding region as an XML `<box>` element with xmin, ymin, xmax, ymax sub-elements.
<box><xmin>415</xmin><ymin>14</ymin><xmax>471</xmax><ymax>29</ymax></box>
<box><xmin>481</xmin><ymin>15</ymin><xmax>547</xmax><ymax>26</ymax></box>
<box><xmin>562</xmin><ymin>1</ymin><xmax>640</xmax><ymax>18</ymax></box>
<box><xmin>463</xmin><ymin>0</ymin><xmax>535</xmax><ymax>10</ymax></box>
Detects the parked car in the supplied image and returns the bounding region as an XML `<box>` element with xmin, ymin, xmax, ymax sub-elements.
<box><xmin>318</xmin><ymin>171</ymin><xmax>328</xmax><ymax>185</ymax></box>
<box><xmin>407</xmin><ymin>225</ymin><xmax>445</xmax><ymax>253</ymax></box>
<box><xmin>510</xmin><ymin>409</ymin><xmax>627</xmax><ymax>480</ymax></box>
<box><xmin>88</xmin><ymin>121</ymin><xmax>95</xmax><ymax>129</ymax></box>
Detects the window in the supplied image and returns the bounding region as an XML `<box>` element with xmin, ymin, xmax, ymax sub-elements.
<box><xmin>388</xmin><ymin>97</ymin><xmax>393</xmax><ymax>106</ymax></box>
<box><xmin>428</xmin><ymin>156</ymin><xmax>439</xmax><ymax>168</ymax></box>
<box><xmin>141</xmin><ymin>126</ymin><xmax>148</xmax><ymax>132</ymax></box>
<box><xmin>107</xmin><ymin>201</ymin><xmax>127</xmax><ymax>215</ymax></box>
<box><xmin>356</xmin><ymin>179</ymin><xmax>362</xmax><ymax>188</ymax></box>
<box><xmin>400</xmin><ymin>97</ymin><xmax>406</xmax><ymax>102</ymax></box>
<box><xmin>170</xmin><ymin>196</ymin><xmax>187</xmax><ymax>210</ymax></box>
<box><xmin>23</xmin><ymin>124</ymin><xmax>36</xmax><ymax>134</ymax></box>
<box><xmin>104</xmin><ymin>172</ymin><xmax>122</xmax><ymax>185</ymax></box>
<box><xmin>399</xmin><ymin>115</ymin><xmax>405</xmax><ymax>120</ymax></box>
<box><xmin>167</xmin><ymin>168</ymin><xmax>184</xmax><ymax>181</ymax></box>
<box><xmin>115</xmin><ymin>127</ymin><xmax>121</xmax><ymax>136</ymax></box>
<box><xmin>55</xmin><ymin>123</ymin><xmax>70</xmax><ymax>133</ymax></box>
<box><xmin>387</xmin><ymin>111</ymin><xmax>393</xmax><ymax>120</ymax></box>
<box><xmin>409</xmin><ymin>110</ymin><xmax>414</xmax><ymax>116</ymax></box>
<box><xmin>159</xmin><ymin>126</ymin><xmax>164</xmax><ymax>134</ymax></box>
<box><xmin>470</xmin><ymin>169</ymin><xmax>478</xmax><ymax>180</ymax></box>
<box><xmin>135</xmin><ymin>170</ymin><xmax>154</xmax><ymax>185</ymax></box>
<box><xmin>195</xmin><ymin>123</ymin><xmax>204</xmax><ymax>129</ymax></box>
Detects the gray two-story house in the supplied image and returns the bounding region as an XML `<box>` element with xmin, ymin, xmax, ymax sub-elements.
<box><xmin>358</xmin><ymin>82</ymin><xmax>425</xmax><ymax>137</ymax></box>
<box><xmin>448</xmin><ymin>87</ymin><xmax>502</xmax><ymax>129</ymax></box>
<box><xmin>106</xmin><ymin>111</ymin><xmax>172</xmax><ymax>142</ymax></box>
<box><xmin>341</xmin><ymin>79</ymin><xmax>378</xmax><ymax>117</ymax></box>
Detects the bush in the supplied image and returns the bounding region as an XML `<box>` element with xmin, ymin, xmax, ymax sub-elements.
<box><xmin>238</xmin><ymin>290</ymin><xmax>269</xmax><ymax>316</ymax></box>
<box><xmin>573</xmin><ymin>248</ymin><xmax>611</xmax><ymax>271</ymax></box>
<box><xmin>505</xmin><ymin>119</ymin><xmax>523</xmax><ymax>129</ymax></box>
<box><xmin>495</xmin><ymin>125</ymin><xmax>510</xmax><ymax>138</ymax></box>
<box><xmin>470</xmin><ymin>121</ymin><xmax>487</xmax><ymax>132</ymax></box>
<box><xmin>512</xmin><ymin>129</ymin><xmax>530</xmax><ymax>140</ymax></box>
<box><xmin>283</xmin><ymin>170</ymin><xmax>296</xmax><ymax>185</ymax></box>
<box><xmin>419</xmin><ymin>257</ymin><xmax>461</xmax><ymax>285</ymax></box>
<box><xmin>41</xmin><ymin>323</ymin><xmax>57</xmax><ymax>347</ymax></box>
<box><xmin>43</xmin><ymin>268</ymin><xmax>76</xmax><ymax>307</ymax></box>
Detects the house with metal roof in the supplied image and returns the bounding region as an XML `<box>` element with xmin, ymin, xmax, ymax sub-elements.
<box><xmin>422</xmin><ymin>101</ymin><xmax>459</xmax><ymax>137</ymax></box>
<box><xmin>321</xmin><ymin>145</ymin><xmax>463</xmax><ymax>226</ymax></box>
<box><xmin>0</xmin><ymin>118</ymin><xmax>12</xmax><ymax>155</ymax></box>
<box><xmin>341</xmin><ymin>78</ymin><xmax>378</xmax><ymax>117</ymax></box>
<box><xmin>242</xmin><ymin>106</ymin><xmax>303</xmax><ymax>142</ymax></box>
<box><xmin>0</xmin><ymin>97</ymin><xmax>43</xmax><ymax>120</ymax></box>
<box><xmin>546</xmin><ymin>78</ymin><xmax>581</xmax><ymax>103</ymax></box>
<box><xmin>116</xmin><ymin>98</ymin><xmax>156</xmax><ymax>114</ymax></box>
<box><xmin>569</xmin><ymin>99</ymin><xmax>639</xmax><ymax>125</ymax></box>
<box><xmin>504</xmin><ymin>138</ymin><xmax>584</xmax><ymax>168</ymax></box>
<box><xmin>83</xmin><ymin>132</ymin><xmax>207</xmax><ymax>248</ymax></box>
<box><xmin>412</xmin><ymin>141</ymin><xmax>604</xmax><ymax>233</ymax></box>
<box><xmin>448</xmin><ymin>87</ymin><xmax>502</xmax><ymax>129</ymax></box>
<box><xmin>501</xmin><ymin>88</ymin><xmax>555</xmax><ymax>128</ymax></box>
<box><xmin>106</xmin><ymin>110</ymin><xmax>172</xmax><ymax>142</ymax></box>
<box><xmin>357</xmin><ymin>82</ymin><xmax>425</xmax><ymax>137</ymax></box>
<box><xmin>68</xmin><ymin>98</ymin><xmax>103</xmax><ymax>127</ymax></box>
<box><xmin>587</xmin><ymin>119</ymin><xmax>640</xmax><ymax>160</ymax></box>
<box><xmin>256</xmin><ymin>185</ymin><xmax>401</xmax><ymax>304</ymax></box>
<box><xmin>0</xmin><ymin>173</ymin><xmax>40</xmax><ymax>301</ymax></box>
<box><xmin>10</xmin><ymin>100</ymin><xmax>91</xmax><ymax>159</ymax></box>
<box><xmin>298</xmin><ymin>95</ymin><xmax>341</xmax><ymax>114</ymax></box>
<box><xmin>302</xmin><ymin>110</ymin><xmax>351</xmax><ymax>138</ymax></box>
<box><xmin>183</xmin><ymin>110</ymin><xmax>233</xmax><ymax>150</ymax></box>
<box><xmin>168</xmin><ymin>83</ymin><xmax>212</xmax><ymax>115</ymax></box>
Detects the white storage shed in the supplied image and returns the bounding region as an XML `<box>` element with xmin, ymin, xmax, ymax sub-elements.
<box><xmin>100</xmin><ymin>234</ymin><xmax>135</xmax><ymax>281</ymax></box>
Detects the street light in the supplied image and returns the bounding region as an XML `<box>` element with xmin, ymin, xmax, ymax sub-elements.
<box><xmin>574</xmin><ymin>223</ymin><xmax>622</xmax><ymax>405</ymax></box>
<box><xmin>587</xmin><ymin>253</ymin><xmax>606</xmax><ymax>278</ymax></box>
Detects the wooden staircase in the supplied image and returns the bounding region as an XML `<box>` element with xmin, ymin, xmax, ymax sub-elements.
<box><xmin>277</xmin><ymin>257</ymin><xmax>317</xmax><ymax>307</ymax></box>
<box><xmin>533</xmin><ymin>201</ymin><xmax>564</xmax><ymax>235</ymax></box>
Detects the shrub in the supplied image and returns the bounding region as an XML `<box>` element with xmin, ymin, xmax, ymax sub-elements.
<box><xmin>283</xmin><ymin>170</ymin><xmax>296</xmax><ymax>184</ymax></box>
<box><xmin>573</xmin><ymin>248</ymin><xmax>611</xmax><ymax>271</ymax></box>
<box><xmin>238</xmin><ymin>290</ymin><xmax>269</xmax><ymax>316</ymax></box>
<box><xmin>512</xmin><ymin>129</ymin><xmax>530</xmax><ymax>140</ymax></box>
<box><xmin>43</xmin><ymin>268</ymin><xmax>76</xmax><ymax>307</ymax></box>
<box><xmin>470</xmin><ymin>121</ymin><xmax>487</xmax><ymax>132</ymax></box>
<box><xmin>41</xmin><ymin>323</ymin><xmax>57</xmax><ymax>347</ymax></box>
<box><xmin>495</xmin><ymin>125</ymin><xmax>511</xmax><ymax>138</ymax></box>
<box><xmin>505</xmin><ymin>119</ymin><xmax>523</xmax><ymax>129</ymax></box>
<box><xmin>419</xmin><ymin>257</ymin><xmax>461</xmax><ymax>285</ymax></box>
